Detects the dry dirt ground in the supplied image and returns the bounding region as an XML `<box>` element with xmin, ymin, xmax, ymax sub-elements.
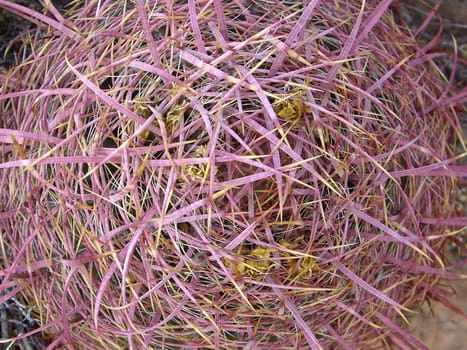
<box><xmin>408</xmin><ymin>254</ymin><xmax>467</xmax><ymax>349</ymax></box>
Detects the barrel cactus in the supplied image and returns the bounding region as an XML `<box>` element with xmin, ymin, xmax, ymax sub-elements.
<box><xmin>0</xmin><ymin>0</ymin><xmax>465</xmax><ymax>349</ymax></box>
